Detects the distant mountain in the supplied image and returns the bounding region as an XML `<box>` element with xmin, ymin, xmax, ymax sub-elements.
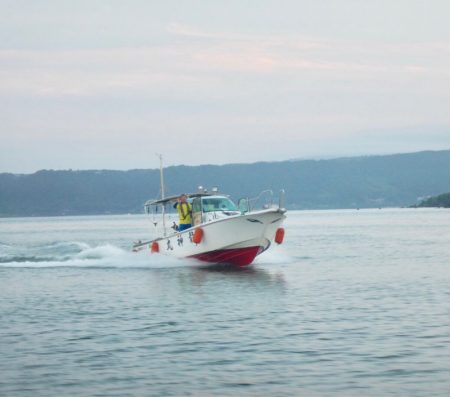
<box><xmin>1</xmin><ymin>150</ymin><xmax>450</xmax><ymax>217</ymax></box>
<box><xmin>416</xmin><ymin>192</ymin><xmax>450</xmax><ymax>208</ymax></box>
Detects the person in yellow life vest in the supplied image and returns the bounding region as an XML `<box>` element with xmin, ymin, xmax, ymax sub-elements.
<box><xmin>173</xmin><ymin>194</ymin><xmax>192</xmax><ymax>231</ymax></box>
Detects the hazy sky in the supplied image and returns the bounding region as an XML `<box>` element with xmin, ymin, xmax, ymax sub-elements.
<box><xmin>1</xmin><ymin>0</ymin><xmax>450</xmax><ymax>172</ymax></box>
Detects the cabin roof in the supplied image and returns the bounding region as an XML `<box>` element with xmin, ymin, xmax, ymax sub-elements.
<box><xmin>145</xmin><ymin>192</ymin><xmax>213</xmax><ymax>206</ymax></box>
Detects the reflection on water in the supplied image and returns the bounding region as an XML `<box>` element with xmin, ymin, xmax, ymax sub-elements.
<box><xmin>190</xmin><ymin>264</ymin><xmax>287</xmax><ymax>288</ymax></box>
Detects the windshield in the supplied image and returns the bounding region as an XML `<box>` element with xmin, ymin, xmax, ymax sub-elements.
<box><xmin>202</xmin><ymin>197</ymin><xmax>237</xmax><ymax>212</ymax></box>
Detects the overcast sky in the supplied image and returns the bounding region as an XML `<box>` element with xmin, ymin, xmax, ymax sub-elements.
<box><xmin>1</xmin><ymin>0</ymin><xmax>450</xmax><ymax>172</ymax></box>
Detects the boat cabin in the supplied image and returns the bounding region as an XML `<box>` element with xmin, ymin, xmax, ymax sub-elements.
<box><xmin>191</xmin><ymin>195</ymin><xmax>240</xmax><ymax>225</ymax></box>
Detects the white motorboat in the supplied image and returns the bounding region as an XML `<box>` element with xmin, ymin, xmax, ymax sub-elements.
<box><xmin>132</xmin><ymin>157</ymin><xmax>286</xmax><ymax>266</ymax></box>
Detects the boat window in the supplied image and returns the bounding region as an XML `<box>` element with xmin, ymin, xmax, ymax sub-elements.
<box><xmin>192</xmin><ymin>198</ymin><xmax>202</xmax><ymax>213</ymax></box>
<box><xmin>202</xmin><ymin>197</ymin><xmax>237</xmax><ymax>212</ymax></box>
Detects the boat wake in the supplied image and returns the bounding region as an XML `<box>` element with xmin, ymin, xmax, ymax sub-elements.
<box><xmin>0</xmin><ymin>242</ymin><xmax>194</xmax><ymax>269</ymax></box>
<box><xmin>253</xmin><ymin>245</ymin><xmax>296</xmax><ymax>266</ymax></box>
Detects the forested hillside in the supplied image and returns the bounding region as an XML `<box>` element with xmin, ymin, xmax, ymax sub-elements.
<box><xmin>1</xmin><ymin>150</ymin><xmax>450</xmax><ymax>216</ymax></box>
<box><xmin>416</xmin><ymin>192</ymin><xmax>450</xmax><ymax>208</ymax></box>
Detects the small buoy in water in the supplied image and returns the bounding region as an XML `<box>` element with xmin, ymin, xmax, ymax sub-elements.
<box><xmin>275</xmin><ymin>228</ymin><xmax>285</xmax><ymax>244</ymax></box>
<box><xmin>151</xmin><ymin>241</ymin><xmax>159</xmax><ymax>253</ymax></box>
<box><xmin>192</xmin><ymin>228</ymin><xmax>203</xmax><ymax>244</ymax></box>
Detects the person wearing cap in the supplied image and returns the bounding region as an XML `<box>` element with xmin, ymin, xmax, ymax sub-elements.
<box><xmin>173</xmin><ymin>194</ymin><xmax>192</xmax><ymax>231</ymax></box>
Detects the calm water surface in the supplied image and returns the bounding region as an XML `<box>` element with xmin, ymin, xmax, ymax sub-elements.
<box><xmin>1</xmin><ymin>209</ymin><xmax>449</xmax><ymax>396</ymax></box>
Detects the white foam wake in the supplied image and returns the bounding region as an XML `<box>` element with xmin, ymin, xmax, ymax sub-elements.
<box><xmin>0</xmin><ymin>243</ymin><xmax>193</xmax><ymax>269</ymax></box>
<box><xmin>253</xmin><ymin>244</ymin><xmax>296</xmax><ymax>266</ymax></box>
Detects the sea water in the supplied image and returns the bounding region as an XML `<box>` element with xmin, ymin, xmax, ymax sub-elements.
<box><xmin>0</xmin><ymin>209</ymin><xmax>449</xmax><ymax>396</ymax></box>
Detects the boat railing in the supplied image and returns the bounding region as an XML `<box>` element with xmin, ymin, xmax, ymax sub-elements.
<box><xmin>278</xmin><ymin>189</ymin><xmax>286</xmax><ymax>210</ymax></box>
<box><xmin>238</xmin><ymin>189</ymin><xmax>286</xmax><ymax>213</ymax></box>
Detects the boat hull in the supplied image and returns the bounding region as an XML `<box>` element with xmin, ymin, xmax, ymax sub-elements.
<box><xmin>190</xmin><ymin>246</ymin><xmax>263</xmax><ymax>267</ymax></box>
<box><xmin>133</xmin><ymin>208</ymin><xmax>286</xmax><ymax>266</ymax></box>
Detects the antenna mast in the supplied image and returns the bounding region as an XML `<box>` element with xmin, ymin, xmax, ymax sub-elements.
<box><xmin>157</xmin><ymin>154</ymin><xmax>167</xmax><ymax>236</ymax></box>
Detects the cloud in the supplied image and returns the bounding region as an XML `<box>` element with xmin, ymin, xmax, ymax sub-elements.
<box><xmin>2</xmin><ymin>31</ymin><xmax>447</xmax><ymax>102</ymax></box>
<box><xmin>1</xmin><ymin>15</ymin><xmax>450</xmax><ymax>172</ymax></box>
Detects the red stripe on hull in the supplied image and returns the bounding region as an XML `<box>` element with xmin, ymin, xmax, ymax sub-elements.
<box><xmin>190</xmin><ymin>246</ymin><xmax>262</xmax><ymax>267</ymax></box>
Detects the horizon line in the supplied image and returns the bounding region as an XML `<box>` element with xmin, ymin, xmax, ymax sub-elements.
<box><xmin>2</xmin><ymin>148</ymin><xmax>449</xmax><ymax>175</ymax></box>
